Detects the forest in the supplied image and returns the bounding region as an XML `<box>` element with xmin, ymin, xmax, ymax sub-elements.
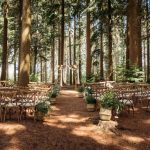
<box><xmin>0</xmin><ymin>0</ymin><xmax>149</xmax><ymax>86</ymax></box>
<box><xmin>0</xmin><ymin>1</ymin><xmax>150</xmax><ymax>150</ymax></box>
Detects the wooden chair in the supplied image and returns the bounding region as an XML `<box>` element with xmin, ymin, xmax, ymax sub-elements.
<box><xmin>119</xmin><ymin>90</ymin><xmax>135</xmax><ymax>115</ymax></box>
<box><xmin>18</xmin><ymin>90</ymin><xmax>39</xmax><ymax>121</ymax></box>
<box><xmin>1</xmin><ymin>91</ymin><xmax>21</xmax><ymax>121</ymax></box>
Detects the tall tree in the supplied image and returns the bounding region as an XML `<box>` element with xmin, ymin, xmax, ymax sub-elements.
<box><xmin>18</xmin><ymin>0</ymin><xmax>23</xmax><ymax>81</ymax></box>
<box><xmin>68</xmin><ymin>19</ymin><xmax>72</xmax><ymax>84</ymax></box>
<box><xmin>51</xmin><ymin>25</ymin><xmax>55</xmax><ymax>83</ymax></box>
<box><xmin>60</xmin><ymin>0</ymin><xmax>65</xmax><ymax>86</ymax></box>
<box><xmin>100</xmin><ymin>24</ymin><xmax>104</xmax><ymax>80</ymax></box>
<box><xmin>146</xmin><ymin>0</ymin><xmax>150</xmax><ymax>80</ymax></box>
<box><xmin>18</xmin><ymin>0</ymin><xmax>31</xmax><ymax>86</ymax></box>
<box><xmin>1</xmin><ymin>0</ymin><xmax>9</xmax><ymax>80</ymax></box>
<box><xmin>86</xmin><ymin>0</ymin><xmax>91</xmax><ymax>80</ymax></box>
<box><xmin>126</xmin><ymin>0</ymin><xmax>142</xmax><ymax>68</ymax></box>
<box><xmin>107</xmin><ymin>0</ymin><xmax>113</xmax><ymax>80</ymax></box>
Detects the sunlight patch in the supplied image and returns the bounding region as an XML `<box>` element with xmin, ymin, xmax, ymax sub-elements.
<box><xmin>0</xmin><ymin>124</ymin><xmax>26</xmax><ymax>135</ymax></box>
<box><xmin>125</xmin><ymin>135</ymin><xmax>144</xmax><ymax>143</ymax></box>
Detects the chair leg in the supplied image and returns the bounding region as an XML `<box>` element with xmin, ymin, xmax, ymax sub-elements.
<box><xmin>3</xmin><ymin>107</ymin><xmax>6</xmax><ymax>122</ymax></box>
<box><xmin>147</xmin><ymin>100</ymin><xmax>150</xmax><ymax>109</ymax></box>
<box><xmin>0</xmin><ymin>109</ymin><xmax>2</xmax><ymax>121</ymax></box>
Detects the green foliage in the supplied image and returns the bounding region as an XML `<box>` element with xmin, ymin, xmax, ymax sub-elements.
<box><xmin>99</xmin><ymin>91</ymin><xmax>123</xmax><ymax>111</ymax></box>
<box><xmin>29</xmin><ymin>73</ymin><xmax>38</xmax><ymax>82</ymax></box>
<box><xmin>48</xmin><ymin>90</ymin><xmax>57</xmax><ymax>98</ymax></box>
<box><xmin>84</xmin><ymin>87</ymin><xmax>93</xmax><ymax>95</ymax></box>
<box><xmin>85</xmin><ymin>95</ymin><xmax>96</xmax><ymax>104</ymax></box>
<box><xmin>115</xmin><ymin>65</ymin><xmax>126</xmax><ymax>82</ymax></box>
<box><xmin>53</xmin><ymin>84</ymin><xmax>60</xmax><ymax>94</ymax></box>
<box><xmin>116</xmin><ymin>65</ymin><xmax>144</xmax><ymax>82</ymax></box>
<box><xmin>77</xmin><ymin>86</ymin><xmax>85</xmax><ymax>93</ymax></box>
<box><xmin>86</xmin><ymin>73</ymin><xmax>95</xmax><ymax>83</ymax></box>
<box><xmin>36</xmin><ymin>101</ymin><xmax>49</xmax><ymax>114</ymax></box>
<box><xmin>125</xmin><ymin>66</ymin><xmax>144</xmax><ymax>82</ymax></box>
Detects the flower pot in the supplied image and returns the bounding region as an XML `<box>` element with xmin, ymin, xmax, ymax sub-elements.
<box><xmin>87</xmin><ymin>104</ymin><xmax>96</xmax><ymax>112</ymax></box>
<box><xmin>77</xmin><ymin>93</ymin><xmax>83</xmax><ymax>98</ymax></box>
<box><xmin>99</xmin><ymin>107</ymin><xmax>112</xmax><ymax>121</ymax></box>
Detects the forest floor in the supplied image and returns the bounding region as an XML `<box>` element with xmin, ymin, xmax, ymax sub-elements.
<box><xmin>0</xmin><ymin>89</ymin><xmax>150</xmax><ymax>150</ymax></box>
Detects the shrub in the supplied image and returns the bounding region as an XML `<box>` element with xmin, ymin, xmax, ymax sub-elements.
<box><xmin>36</xmin><ymin>102</ymin><xmax>49</xmax><ymax>114</ymax></box>
<box><xmin>77</xmin><ymin>86</ymin><xmax>85</xmax><ymax>93</ymax></box>
<box><xmin>85</xmin><ymin>95</ymin><xmax>96</xmax><ymax>104</ymax></box>
<box><xmin>29</xmin><ymin>73</ymin><xmax>38</xmax><ymax>82</ymax></box>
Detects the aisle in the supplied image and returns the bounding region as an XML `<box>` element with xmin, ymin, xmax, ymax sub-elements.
<box><xmin>49</xmin><ymin>89</ymin><xmax>98</xmax><ymax>131</ymax></box>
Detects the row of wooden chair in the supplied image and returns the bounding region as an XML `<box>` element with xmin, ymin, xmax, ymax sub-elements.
<box><xmin>0</xmin><ymin>87</ymin><xmax>51</xmax><ymax>122</ymax></box>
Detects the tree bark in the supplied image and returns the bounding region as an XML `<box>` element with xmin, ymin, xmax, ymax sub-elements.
<box><xmin>1</xmin><ymin>0</ymin><xmax>9</xmax><ymax>81</ymax></box>
<box><xmin>107</xmin><ymin>0</ymin><xmax>113</xmax><ymax>80</ymax></box>
<box><xmin>59</xmin><ymin>0</ymin><xmax>64</xmax><ymax>86</ymax></box>
<box><xmin>127</xmin><ymin>0</ymin><xmax>142</xmax><ymax>68</ymax></box>
<box><xmin>18</xmin><ymin>0</ymin><xmax>23</xmax><ymax>82</ymax></box>
<box><xmin>100</xmin><ymin>24</ymin><xmax>104</xmax><ymax>80</ymax></box>
<box><xmin>73</xmin><ymin>16</ymin><xmax>76</xmax><ymax>84</ymax></box>
<box><xmin>51</xmin><ymin>25</ymin><xmax>55</xmax><ymax>83</ymax></box>
<box><xmin>68</xmin><ymin>20</ymin><xmax>72</xmax><ymax>85</ymax></box>
<box><xmin>86</xmin><ymin>0</ymin><xmax>92</xmax><ymax>80</ymax></box>
<box><xmin>78</xmin><ymin>14</ymin><xmax>82</xmax><ymax>84</ymax></box>
<box><xmin>18</xmin><ymin>0</ymin><xmax>31</xmax><ymax>86</ymax></box>
<box><xmin>146</xmin><ymin>0</ymin><xmax>150</xmax><ymax>80</ymax></box>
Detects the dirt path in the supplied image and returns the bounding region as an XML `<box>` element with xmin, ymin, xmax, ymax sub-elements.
<box><xmin>0</xmin><ymin>89</ymin><xmax>150</xmax><ymax>150</ymax></box>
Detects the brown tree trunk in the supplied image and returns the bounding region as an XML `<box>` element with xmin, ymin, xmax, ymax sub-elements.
<box><xmin>73</xmin><ymin>16</ymin><xmax>76</xmax><ymax>84</ymax></box>
<box><xmin>78</xmin><ymin>14</ymin><xmax>82</xmax><ymax>84</ymax></box>
<box><xmin>1</xmin><ymin>0</ymin><xmax>8</xmax><ymax>81</ymax></box>
<box><xmin>68</xmin><ymin>20</ymin><xmax>72</xmax><ymax>85</ymax></box>
<box><xmin>40</xmin><ymin>57</ymin><xmax>43</xmax><ymax>82</ymax></box>
<box><xmin>33</xmin><ymin>45</ymin><xmax>37</xmax><ymax>75</ymax></box>
<box><xmin>100</xmin><ymin>25</ymin><xmax>104</xmax><ymax>80</ymax></box>
<box><xmin>59</xmin><ymin>0</ymin><xmax>64</xmax><ymax>86</ymax></box>
<box><xmin>18</xmin><ymin>0</ymin><xmax>31</xmax><ymax>86</ymax></box>
<box><xmin>14</xmin><ymin>25</ymin><xmax>17</xmax><ymax>82</ymax></box>
<box><xmin>51</xmin><ymin>26</ymin><xmax>55</xmax><ymax>83</ymax></box>
<box><xmin>44</xmin><ymin>55</ymin><xmax>47</xmax><ymax>83</ymax></box>
<box><xmin>18</xmin><ymin>0</ymin><xmax>23</xmax><ymax>82</ymax></box>
<box><xmin>107</xmin><ymin>0</ymin><xmax>113</xmax><ymax>80</ymax></box>
<box><xmin>86</xmin><ymin>0</ymin><xmax>91</xmax><ymax>80</ymax></box>
<box><xmin>127</xmin><ymin>0</ymin><xmax>142</xmax><ymax>68</ymax></box>
<box><xmin>146</xmin><ymin>0</ymin><xmax>150</xmax><ymax>80</ymax></box>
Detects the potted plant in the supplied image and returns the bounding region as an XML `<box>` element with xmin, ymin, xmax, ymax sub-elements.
<box><xmin>35</xmin><ymin>101</ymin><xmax>50</xmax><ymax>121</ymax></box>
<box><xmin>48</xmin><ymin>90</ymin><xmax>57</xmax><ymax>104</ymax></box>
<box><xmin>99</xmin><ymin>90</ymin><xmax>123</xmax><ymax>121</ymax></box>
<box><xmin>84</xmin><ymin>87</ymin><xmax>93</xmax><ymax>98</ymax></box>
<box><xmin>85</xmin><ymin>95</ymin><xmax>96</xmax><ymax>111</ymax></box>
<box><xmin>77</xmin><ymin>86</ymin><xmax>85</xmax><ymax>97</ymax></box>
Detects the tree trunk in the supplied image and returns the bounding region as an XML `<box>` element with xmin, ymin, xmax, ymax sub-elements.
<box><xmin>1</xmin><ymin>0</ymin><xmax>8</xmax><ymax>81</ymax></box>
<box><xmin>44</xmin><ymin>49</ymin><xmax>47</xmax><ymax>83</ymax></box>
<box><xmin>18</xmin><ymin>0</ymin><xmax>23</xmax><ymax>81</ymax></box>
<box><xmin>86</xmin><ymin>0</ymin><xmax>91</xmax><ymax>80</ymax></box>
<box><xmin>59</xmin><ymin>0</ymin><xmax>65</xmax><ymax>86</ymax></box>
<box><xmin>14</xmin><ymin>23</ymin><xmax>17</xmax><ymax>82</ymax></box>
<box><xmin>73</xmin><ymin>16</ymin><xmax>76</xmax><ymax>84</ymax></box>
<box><xmin>107</xmin><ymin>0</ymin><xmax>113</xmax><ymax>80</ymax></box>
<box><xmin>78</xmin><ymin>14</ymin><xmax>82</xmax><ymax>84</ymax></box>
<box><xmin>40</xmin><ymin>57</ymin><xmax>43</xmax><ymax>82</ymax></box>
<box><xmin>127</xmin><ymin>0</ymin><xmax>142</xmax><ymax>68</ymax></box>
<box><xmin>68</xmin><ymin>19</ymin><xmax>72</xmax><ymax>85</ymax></box>
<box><xmin>18</xmin><ymin>0</ymin><xmax>31</xmax><ymax>86</ymax></box>
<box><xmin>100</xmin><ymin>24</ymin><xmax>104</xmax><ymax>80</ymax></box>
<box><xmin>51</xmin><ymin>25</ymin><xmax>55</xmax><ymax>83</ymax></box>
<box><xmin>146</xmin><ymin>0</ymin><xmax>150</xmax><ymax>80</ymax></box>
<box><xmin>33</xmin><ymin>45</ymin><xmax>37</xmax><ymax>75</ymax></box>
